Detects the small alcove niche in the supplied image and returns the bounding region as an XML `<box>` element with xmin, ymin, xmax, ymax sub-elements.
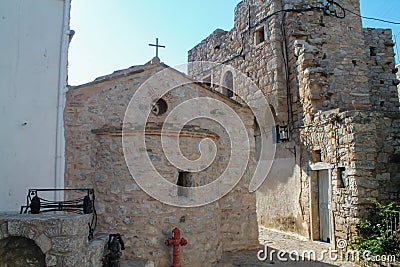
<box><xmin>151</xmin><ymin>98</ymin><xmax>168</xmax><ymax>116</ymax></box>
<box><xmin>177</xmin><ymin>171</ymin><xmax>193</xmax><ymax>197</ymax></box>
<box><xmin>370</xmin><ymin>46</ymin><xmax>377</xmax><ymax>56</ymax></box>
<box><xmin>312</xmin><ymin>149</ymin><xmax>322</xmax><ymax>163</ymax></box>
<box><xmin>222</xmin><ymin>70</ymin><xmax>234</xmax><ymax>98</ymax></box>
<box><xmin>255</xmin><ymin>26</ymin><xmax>265</xmax><ymax>45</ymax></box>
<box><xmin>337</xmin><ymin>167</ymin><xmax>347</xmax><ymax>188</ymax></box>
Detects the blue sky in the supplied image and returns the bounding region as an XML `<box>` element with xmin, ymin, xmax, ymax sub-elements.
<box><xmin>68</xmin><ymin>1</ymin><xmax>400</xmax><ymax>85</ymax></box>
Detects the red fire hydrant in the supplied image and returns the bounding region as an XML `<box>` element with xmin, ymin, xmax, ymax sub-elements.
<box><xmin>165</xmin><ymin>227</ymin><xmax>187</xmax><ymax>267</ymax></box>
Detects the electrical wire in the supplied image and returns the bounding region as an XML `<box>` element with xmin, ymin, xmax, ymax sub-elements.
<box><xmin>191</xmin><ymin>1</ymin><xmax>399</xmax><ymax>91</ymax></box>
<box><xmin>328</xmin><ymin>1</ymin><xmax>345</xmax><ymax>19</ymax></box>
<box><xmin>280</xmin><ymin>12</ymin><xmax>293</xmax><ymax>131</ymax></box>
<box><xmin>253</xmin><ymin>0</ymin><xmax>346</xmax><ymax>29</ymax></box>
<box><xmin>344</xmin><ymin>7</ymin><xmax>400</xmax><ymax>25</ymax></box>
<box><xmin>254</xmin><ymin>6</ymin><xmax>324</xmax><ymax>30</ymax></box>
<box><xmin>194</xmin><ymin>2</ymin><xmax>339</xmax><ymax>77</ymax></box>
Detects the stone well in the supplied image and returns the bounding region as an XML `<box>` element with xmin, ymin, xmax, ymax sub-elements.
<box><xmin>0</xmin><ymin>214</ymin><xmax>107</xmax><ymax>267</ymax></box>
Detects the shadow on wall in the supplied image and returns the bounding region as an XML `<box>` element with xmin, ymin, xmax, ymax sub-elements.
<box><xmin>256</xmin><ymin>156</ymin><xmax>302</xmax><ymax>233</ymax></box>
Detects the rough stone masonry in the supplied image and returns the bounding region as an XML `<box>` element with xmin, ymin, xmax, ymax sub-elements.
<box><xmin>0</xmin><ymin>214</ymin><xmax>107</xmax><ymax>267</ymax></box>
<box><xmin>62</xmin><ymin>0</ymin><xmax>400</xmax><ymax>265</ymax></box>
<box><xmin>65</xmin><ymin>58</ymin><xmax>259</xmax><ymax>266</ymax></box>
<box><xmin>188</xmin><ymin>0</ymin><xmax>400</xmax><ymax>246</ymax></box>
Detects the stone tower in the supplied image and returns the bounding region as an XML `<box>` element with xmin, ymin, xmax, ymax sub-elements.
<box><xmin>189</xmin><ymin>0</ymin><xmax>400</xmax><ymax>245</ymax></box>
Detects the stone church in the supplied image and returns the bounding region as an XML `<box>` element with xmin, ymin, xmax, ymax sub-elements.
<box><xmin>65</xmin><ymin>58</ymin><xmax>259</xmax><ymax>266</ymax></box>
<box><xmin>63</xmin><ymin>0</ymin><xmax>399</xmax><ymax>265</ymax></box>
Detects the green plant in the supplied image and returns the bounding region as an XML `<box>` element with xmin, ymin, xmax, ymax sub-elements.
<box><xmin>350</xmin><ymin>201</ymin><xmax>400</xmax><ymax>259</ymax></box>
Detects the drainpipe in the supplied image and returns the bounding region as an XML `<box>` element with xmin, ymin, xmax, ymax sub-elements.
<box><xmin>54</xmin><ymin>0</ymin><xmax>71</xmax><ymax>201</ymax></box>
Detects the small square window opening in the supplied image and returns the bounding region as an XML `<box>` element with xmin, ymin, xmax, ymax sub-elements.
<box><xmin>177</xmin><ymin>171</ymin><xmax>193</xmax><ymax>197</ymax></box>
<box><xmin>255</xmin><ymin>27</ymin><xmax>265</xmax><ymax>45</ymax></box>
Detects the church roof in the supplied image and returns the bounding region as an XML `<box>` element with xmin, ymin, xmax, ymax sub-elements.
<box><xmin>69</xmin><ymin>57</ymin><xmax>248</xmax><ymax>108</ymax></box>
<box><xmin>69</xmin><ymin>57</ymin><xmax>165</xmax><ymax>89</ymax></box>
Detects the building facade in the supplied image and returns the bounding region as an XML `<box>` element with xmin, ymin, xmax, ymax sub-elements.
<box><xmin>188</xmin><ymin>0</ymin><xmax>400</xmax><ymax>245</ymax></box>
<box><xmin>65</xmin><ymin>58</ymin><xmax>259</xmax><ymax>266</ymax></box>
<box><xmin>0</xmin><ymin>0</ymin><xmax>72</xmax><ymax>211</ymax></box>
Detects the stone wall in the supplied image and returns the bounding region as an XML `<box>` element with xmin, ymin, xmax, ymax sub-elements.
<box><xmin>65</xmin><ymin>59</ymin><xmax>259</xmax><ymax>266</ymax></box>
<box><xmin>188</xmin><ymin>0</ymin><xmax>400</xmax><ymax>245</ymax></box>
<box><xmin>0</xmin><ymin>214</ymin><xmax>107</xmax><ymax>267</ymax></box>
<box><xmin>285</xmin><ymin>1</ymin><xmax>400</xmax><ymax>243</ymax></box>
<box><xmin>299</xmin><ymin>110</ymin><xmax>400</xmax><ymax>243</ymax></box>
<box><xmin>188</xmin><ymin>0</ymin><xmax>309</xmax><ymax>236</ymax></box>
<box><xmin>363</xmin><ymin>28</ymin><xmax>399</xmax><ymax>111</ymax></box>
<box><xmin>188</xmin><ymin>0</ymin><xmax>287</xmax><ymax>122</ymax></box>
<box><xmin>284</xmin><ymin>0</ymin><xmax>371</xmax><ymax>117</ymax></box>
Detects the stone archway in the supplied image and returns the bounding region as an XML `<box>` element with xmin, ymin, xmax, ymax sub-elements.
<box><xmin>0</xmin><ymin>236</ymin><xmax>46</xmax><ymax>267</ymax></box>
<box><xmin>0</xmin><ymin>214</ymin><xmax>108</xmax><ymax>266</ymax></box>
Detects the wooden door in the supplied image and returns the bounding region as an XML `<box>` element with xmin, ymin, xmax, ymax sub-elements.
<box><xmin>318</xmin><ymin>169</ymin><xmax>331</xmax><ymax>243</ymax></box>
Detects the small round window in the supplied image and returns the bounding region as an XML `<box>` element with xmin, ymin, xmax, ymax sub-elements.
<box><xmin>151</xmin><ymin>98</ymin><xmax>168</xmax><ymax>116</ymax></box>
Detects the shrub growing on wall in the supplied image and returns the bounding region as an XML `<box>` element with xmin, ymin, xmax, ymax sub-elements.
<box><xmin>351</xmin><ymin>201</ymin><xmax>400</xmax><ymax>259</ymax></box>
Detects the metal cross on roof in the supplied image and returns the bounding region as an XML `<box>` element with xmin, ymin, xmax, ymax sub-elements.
<box><xmin>149</xmin><ymin>38</ymin><xmax>166</xmax><ymax>58</ymax></box>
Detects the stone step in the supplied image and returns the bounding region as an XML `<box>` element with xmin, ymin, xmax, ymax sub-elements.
<box><xmin>120</xmin><ymin>259</ymin><xmax>155</xmax><ymax>267</ymax></box>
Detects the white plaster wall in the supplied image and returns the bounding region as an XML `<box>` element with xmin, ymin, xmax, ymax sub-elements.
<box><xmin>0</xmin><ymin>0</ymin><xmax>70</xmax><ymax>211</ymax></box>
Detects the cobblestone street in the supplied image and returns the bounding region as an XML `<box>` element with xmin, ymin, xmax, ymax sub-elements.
<box><xmin>215</xmin><ymin>227</ymin><xmax>358</xmax><ymax>267</ymax></box>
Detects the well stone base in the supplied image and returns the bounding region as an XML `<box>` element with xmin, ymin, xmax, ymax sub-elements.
<box><xmin>0</xmin><ymin>214</ymin><xmax>108</xmax><ymax>267</ymax></box>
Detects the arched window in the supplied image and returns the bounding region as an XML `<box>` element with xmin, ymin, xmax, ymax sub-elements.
<box><xmin>254</xmin><ymin>118</ymin><xmax>261</xmax><ymax>161</ymax></box>
<box><xmin>222</xmin><ymin>71</ymin><xmax>234</xmax><ymax>98</ymax></box>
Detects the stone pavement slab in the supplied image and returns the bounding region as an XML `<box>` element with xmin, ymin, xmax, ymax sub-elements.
<box><xmin>214</xmin><ymin>227</ymin><xmax>358</xmax><ymax>267</ymax></box>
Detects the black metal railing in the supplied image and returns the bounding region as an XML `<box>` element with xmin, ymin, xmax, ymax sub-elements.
<box><xmin>20</xmin><ymin>189</ymin><xmax>97</xmax><ymax>240</ymax></box>
<box><xmin>387</xmin><ymin>210</ymin><xmax>400</xmax><ymax>236</ymax></box>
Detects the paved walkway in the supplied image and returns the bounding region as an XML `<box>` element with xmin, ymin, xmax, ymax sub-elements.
<box><xmin>215</xmin><ymin>227</ymin><xmax>358</xmax><ymax>267</ymax></box>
